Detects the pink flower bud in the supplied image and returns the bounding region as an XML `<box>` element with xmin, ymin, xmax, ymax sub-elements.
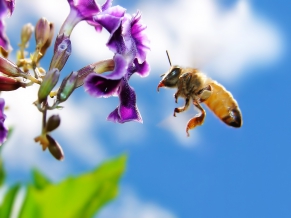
<box><xmin>35</xmin><ymin>18</ymin><xmax>53</xmax><ymax>50</ymax></box>
<box><xmin>0</xmin><ymin>76</ymin><xmax>25</xmax><ymax>91</ymax></box>
<box><xmin>0</xmin><ymin>56</ymin><xmax>25</xmax><ymax>77</ymax></box>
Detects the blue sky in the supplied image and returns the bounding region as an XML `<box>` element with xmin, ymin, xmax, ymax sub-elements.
<box><xmin>1</xmin><ymin>0</ymin><xmax>291</xmax><ymax>217</ymax></box>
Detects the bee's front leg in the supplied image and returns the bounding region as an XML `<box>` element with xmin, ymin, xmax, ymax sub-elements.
<box><xmin>186</xmin><ymin>101</ymin><xmax>206</xmax><ymax>137</ymax></box>
<box><xmin>174</xmin><ymin>90</ymin><xmax>181</xmax><ymax>103</ymax></box>
<box><xmin>173</xmin><ymin>98</ymin><xmax>190</xmax><ymax>117</ymax></box>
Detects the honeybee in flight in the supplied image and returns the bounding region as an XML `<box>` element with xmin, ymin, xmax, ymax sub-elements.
<box><xmin>157</xmin><ymin>51</ymin><xmax>243</xmax><ymax>137</ymax></box>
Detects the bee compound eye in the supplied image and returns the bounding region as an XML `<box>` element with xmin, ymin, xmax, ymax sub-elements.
<box><xmin>170</xmin><ymin>68</ymin><xmax>180</xmax><ymax>77</ymax></box>
<box><xmin>161</xmin><ymin>67</ymin><xmax>182</xmax><ymax>88</ymax></box>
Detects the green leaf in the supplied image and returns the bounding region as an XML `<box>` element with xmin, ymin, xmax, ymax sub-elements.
<box><xmin>0</xmin><ymin>184</ymin><xmax>21</xmax><ymax>218</ymax></box>
<box><xmin>19</xmin><ymin>155</ymin><xmax>127</xmax><ymax>218</ymax></box>
<box><xmin>31</xmin><ymin>169</ymin><xmax>51</xmax><ymax>190</ymax></box>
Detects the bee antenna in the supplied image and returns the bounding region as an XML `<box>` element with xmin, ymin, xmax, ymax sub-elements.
<box><xmin>166</xmin><ymin>50</ymin><xmax>172</xmax><ymax>66</ymax></box>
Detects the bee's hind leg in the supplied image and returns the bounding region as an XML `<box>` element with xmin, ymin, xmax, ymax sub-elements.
<box><xmin>186</xmin><ymin>101</ymin><xmax>206</xmax><ymax>137</ymax></box>
<box><xmin>174</xmin><ymin>98</ymin><xmax>190</xmax><ymax>117</ymax></box>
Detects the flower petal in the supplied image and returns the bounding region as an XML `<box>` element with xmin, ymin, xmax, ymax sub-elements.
<box><xmin>101</xmin><ymin>0</ymin><xmax>113</xmax><ymax>11</ymax></box>
<box><xmin>94</xmin><ymin>5</ymin><xmax>125</xmax><ymax>33</ymax></box>
<box><xmin>0</xmin><ymin>0</ymin><xmax>7</xmax><ymax>18</ymax></box>
<box><xmin>107</xmin><ymin>107</ymin><xmax>120</xmax><ymax>122</ymax></box>
<box><xmin>84</xmin><ymin>54</ymin><xmax>128</xmax><ymax>97</ymax></box>
<box><xmin>107</xmin><ymin>54</ymin><xmax>128</xmax><ymax>79</ymax></box>
<box><xmin>85</xmin><ymin>74</ymin><xmax>120</xmax><ymax>98</ymax></box>
<box><xmin>131</xmin><ymin>11</ymin><xmax>150</xmax><ymax>63</ymax></box>
<box><xmin>134</xmin><ymin>59</ymin><xmax>150</xmax><ymax>77</ymax></box>
<box><xmin>107</xmin><ymin>79</ymin><xmax>142</xmax><ymax>123</ymax></box>
<box><xmin>106</xmin><ymin>22</ymin><xmax>124</xmax><ymax>55</ymax></box>
<box><xmin>0</xmin><ymin>20</ymin><xmax>10</xmax><ymax>52</ymax></box>
<box><xmin>67</xmin><ymin>0</ymin><xmax>102</xmax><ymax>31</ymax></box>
<box><xmin>4</xmin><ymin>0</ymin><xmax>15</xmax><ymax>16</ymax></box>
<box><xmin>0</xmin><ymin>98</ymin><xmax>8</xmax><ymax>145</ymax></box>
<box><xmin>68</xmin><ymin>0</ymin><xmax>101</xmax><ymax>19</ymax></box>
<box><xmin>0</xmin><ymin>0</ymin><xmax>13</xmax><ymax>55</ymax></box>
<box><xmin>106</xmin><ymin>12</ymin><xmax>149</xmax><ymax>63</ymax></box>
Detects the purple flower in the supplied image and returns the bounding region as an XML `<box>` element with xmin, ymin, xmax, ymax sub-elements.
<box><xmin>0</xmin><ymin>98</ymin><xmax>8</xmax><ymax>145</ymax></box>
<box><xmin>60</xmin><ymin>0</ymin><xmax>112</xmax><ymax>36</ymax></box>
<box><xmin>0</xmin><ymin>0</ymin><xmax>15</xmax><ymax>56</ymax></box>
<box><xmin>85</xmin><ymin>10</ymin><xmax>150</xmax><ymax>123</ymax></box>
<box><xmin>85</xmin><ymin>55</ymin><xmax>149</xmax><ymax>123</ymax></box>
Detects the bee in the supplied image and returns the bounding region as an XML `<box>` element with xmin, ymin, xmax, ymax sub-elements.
<box><xmin>157</xmin><ymin>51</ymin><xmax>242</xmax><ymax>137</ymax></box>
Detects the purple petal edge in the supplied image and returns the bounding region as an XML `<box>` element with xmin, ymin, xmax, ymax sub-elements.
<box><xmin>107</xmin><ymin>79</ymin><xmax>142</xmax><ymax>123</ymax></box>
<box><xmin>0</xmin><ymin>98</ymin><xmax>8</xmax><ymax>145</ymax></box>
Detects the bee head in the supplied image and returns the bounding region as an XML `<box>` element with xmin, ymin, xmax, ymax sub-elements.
<box><xmin>157</xmin><ymin>66</ymin><xmax>182</xmax><ymax>91</ymax></box>
<box><xmin>157</xmin><ymin>51</ymin><xmax>182</xmax><ymax>92</ymax></box>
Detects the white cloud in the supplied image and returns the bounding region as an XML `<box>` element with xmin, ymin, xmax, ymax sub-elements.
<box><xmin>158</xmin><ymin>112</ymin><xmax>201</xmax><ymax>147</ymax></box>
<box><xmin>98</xmin><ymin>188</ymin><xmax>177</xmax><ymax>218</ymax></box>
<box><xmin>140</xmin><ymin>0</ymin><xmax>283</xmax><ymax>81</ymax></box>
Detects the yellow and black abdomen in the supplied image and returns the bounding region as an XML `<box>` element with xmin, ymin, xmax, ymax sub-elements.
<box><xmin>203</xmin><ymin>81</ymin><xmax>242</xmax><ymax>128</ymax></box>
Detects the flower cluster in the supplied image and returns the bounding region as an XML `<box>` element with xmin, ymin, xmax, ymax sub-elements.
<box><xmin>0</xmin><ymin>0</ymin><xmax>150</xmax><ymax>160</ymax></box>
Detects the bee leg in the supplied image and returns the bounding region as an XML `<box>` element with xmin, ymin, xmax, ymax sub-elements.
<box><xmin>173</xmin><ymin>98</ymin><xmax>190</xmax><ymax>117</ymax></box>
<box><xmin>174</xmin><ymin>91</ymin><xmax>180</xmax><ymax>103</ymax></box>
<box><xmin>186</xmin><ymin>101</ymin><xmax>206</xmax><ymax>137</ymax></box>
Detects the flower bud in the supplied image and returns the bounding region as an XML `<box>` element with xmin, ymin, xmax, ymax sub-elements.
<box><xmin>46</xmin><ymin>134</ymin><xmax>64</xmax><ymax>161</ymax></box>
<box><xmin>49</xmin><ymin>34</ymin><xmax>71</xmax><ymax>71</ymax></box>
<box><xmin>0</xmin><ymin>56</ymin><xmax>25</xmax><ymax>77</ymax></box>
<box><xmin>38</xmin><ymin>68</ymin><xmax>60</xmax><ymax>103</ymax></box>
<box><xmin>57</xmin><ymin>71</ymin><xmax>78</xmax><ymax>103</ymax></box>
<box><xmin>35</xmin><ymin>18</ymin><xmax>51</xmax><ymax>50</ymax></box>
<box><xmin>38</xmin><ymin>23</ymin><xmax>54</xmax><ymax>61</ymax></box>
<box><xmin>46</xmin><ymin>114</ymin><xmax>61</xmax><ymax>132</ymax></box>
<box><xmin>0</xmin><ymin>76</ymin><xmax>25</xmax><ymax>91</ymax></box>
<box><xmin>21</xmin><ymin>23</ymin><xmax>34</xmax><ymax>47</ymax></box>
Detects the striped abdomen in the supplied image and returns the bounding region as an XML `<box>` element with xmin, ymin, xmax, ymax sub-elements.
<box><xmin>203</xmin><ymin>81</ymin><xmax>242</xmax><ymax>127</ymax></box>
